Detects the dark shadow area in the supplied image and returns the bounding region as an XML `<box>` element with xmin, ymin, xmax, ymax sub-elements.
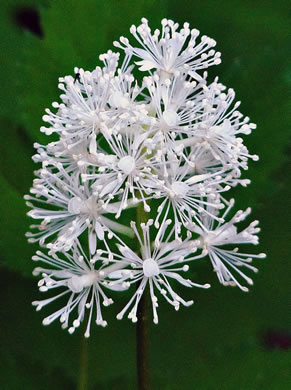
<box><xmin>262</xmin><ymin>329</ymin><xmax>291</xmax><ymax>351</ymax></box>
<box><xmin>14</xmin><ymin>6</ymin><xmax>44</xmax><ymax>38</ymax></box>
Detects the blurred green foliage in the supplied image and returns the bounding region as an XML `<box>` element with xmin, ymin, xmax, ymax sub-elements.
<box><xmin>0</xmin><ymin>0</ymin><xmax>290</xmax><ymax>389</ymax></box>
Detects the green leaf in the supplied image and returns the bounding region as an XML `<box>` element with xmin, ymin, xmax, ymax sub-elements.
<box><xmin>0</xmin><ymin>0</ymin><xmax>50</xmax><ymax>121</ymax></box>
<box><xmin>0</xmin><ymin>119</ymin><xmax>34</xmax><ymax>193</ymax></box>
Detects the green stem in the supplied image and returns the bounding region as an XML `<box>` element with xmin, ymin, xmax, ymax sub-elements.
<box><xmin>136</xmin><ymin>287</ymin><xmax>151</xmax><ymax>390</ymax></box>
<box><xmin>78</xmin><ymin>336</ymin><xmax>88</xmax><ymax>390</ymax></box>
<box><xmin>136</xmin><ymin>202</ymin><xmax>151</xmax><ymax>390</ymax></box>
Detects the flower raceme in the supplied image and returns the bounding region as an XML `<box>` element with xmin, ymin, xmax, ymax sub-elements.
<box><xmin>26</xmin><ymin>18</ymin><xmax>265</xmax><ymax>336</ymax></box>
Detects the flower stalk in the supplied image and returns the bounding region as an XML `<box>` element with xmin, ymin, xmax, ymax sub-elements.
<box><xmin>136</xmin><ymin>287</ymin><xmax>151</xmax><ymax>390</ymax></box>
<box><xmin>78</xmin><ymin>337</ymin><xmax>89</xmax><ymax>390</ymax></box>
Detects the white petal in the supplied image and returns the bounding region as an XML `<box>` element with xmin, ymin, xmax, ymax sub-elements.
<box><xmin>135</xmin><ymin>60</ymin><xmax>157</xmax><ymax>71</ymax></box>
<box><xmin>89</xmin><ymin>231</ymin><xmax>97</xmax><ymax>254</ymax></box>
<box><xmin>101</xmin><ymin>216</ymin><xmax>134</xmax><ymax>238</ymax></box>
<box><xmin>95</xmin><ymin>221</ymin><xmax>104</xmax><ymax>240</ymax></box>
<box><xmin>163</xmin><ymin>271</ymin><xmax>193</xmax><ymax>287</ymax></box>
<box><xmin>185</xmin><ymin>174</ymin><xmax>209</xmax><ymax>184</ymax></box>
<box><xmin>89</xmin><ymin>135</ymin><xmax>97</xmax><ymax>155</ymax></box>
<box><xmin>106</xmin><ymin>282</ymin><xmax>129</xmax><ymax>291</ymax></box>
<box><xmin>99</xmin><ymin>180</ymin><xmax>118</xmax><ymax>197</ymax></box>
<box><xmin>68</xmin><ymin>197</ymin><xmax>83</xmax><ymax>214</ymax></box>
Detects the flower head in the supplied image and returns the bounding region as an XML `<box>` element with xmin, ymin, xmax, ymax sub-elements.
<box><xmin>26</xmin><ymin>18</ymin><xmax>265</xmax><ymax>333</ymax></box>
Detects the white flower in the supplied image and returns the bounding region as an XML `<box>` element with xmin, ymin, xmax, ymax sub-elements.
<box><xmin>32</xmin><ymin>138</ymin><xmax>101</xmax><ymax>177</ymax></box>
<box><xmin>143</xmin><ymin>73</ymin><xmax>206</xmax><ymax>151</ymax></box>
<box><xmin>179</xmin><ymin>81</ymin><xmax>258</xmax><ymax>174</ymax></box>
<box><xmin>80</xmin><ymin>126</ymin><xmax>159</xmax><ymax>216</ymax></box>
<box><xmin>109</xmin><ymin>220</ymin><xmax>210</xmax><ymax>324</ymax></box>
<box><xmin>31</xmin><ymin>245</ymin><xmax>119</xmax><ymax>336</ymax></box>
<box><xmin>25</xmin><ymin>163</ymin><xmax>133</xmax><ymax>253</ymax></box>
<box><xmin>114</xmin><ymin>18</ymin><xmax>221</xmax><ymax>78</ymax></box>
<box><xmin>192</xmin><ymin>199</ymin><xmax>266</xmax><ymax>291</ymax></box>
<box><xmin>144</xmin><ymin>158</ymin><xmax>229</xmax><ymax>239</ymax></box>
<box><xmin>40</xmin><ymin>51</ymin><xmax>121</xmax><ymax>143</ymax></box>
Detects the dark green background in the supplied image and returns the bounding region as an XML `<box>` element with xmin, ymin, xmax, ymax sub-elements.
<box><xmin>0</xmin><ymin>0</ymin><xmax>290</xmax><ymax>389</ymax></box>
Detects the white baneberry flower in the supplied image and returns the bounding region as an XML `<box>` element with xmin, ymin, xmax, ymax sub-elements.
<box><xmin>114</xmin><ymin>18</ymin><xmax>221</xmax><ymax>78</ymax></box>
<box><xmin>191</xmin><ymin>199</ymin><xmax>266</xmax><ymax>291</ymax></box>
<box><xmin>31</xmin><ymin>244</ymin><xmax>127</xmax><ymax>336</ymax></box>
<box><xmin>40</xmin><ymin>53</ymin><xmax>149</xmax><ymax>149</ymax></box>
<box><xmin>25</xmin><ymin>163</ymin><xmax>133</xmax><ymax>254</ymax></box>
<box><xmin>40</xmin><ymin>68</ymin><xmax>111</xmax><ymax>141</ymax></box>
<box><xmin>143</xmin><ymin>73</ymin><xmax>206</xmax><ymax>151</ymax></box>
<box><xmin>40</xmin><ymin>51</ymin><xmax>137</xmax><ymax>143</ymax></box>
<box><xmin>144</xmin><ymin>158</ymin><xmax>230</xmax><ymax>239</ymax></box>
<box><xmin>109</xmin><ymin>220</ymin><xmax>210</xmax><ymax>324</ymax></box>
<box><xmin>179</xmin><ymin>80</ymin><xmax>258</xmax><ymax>175</ymax></box>
<box><xmin>81</xmin><ymin>127</ymin><xmax>159</xmax><ymax>216</ymax></box>
<box><xmin>32</xmin><ymin>138</ymin><xmax>101</xmax><ymax>176</ymax></box>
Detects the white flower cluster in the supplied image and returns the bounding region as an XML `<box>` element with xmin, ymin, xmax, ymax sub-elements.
<box><xmin>26</xmin><ymin>18</ymin><xmax>265</xmax><ymax>337</ymax></box>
